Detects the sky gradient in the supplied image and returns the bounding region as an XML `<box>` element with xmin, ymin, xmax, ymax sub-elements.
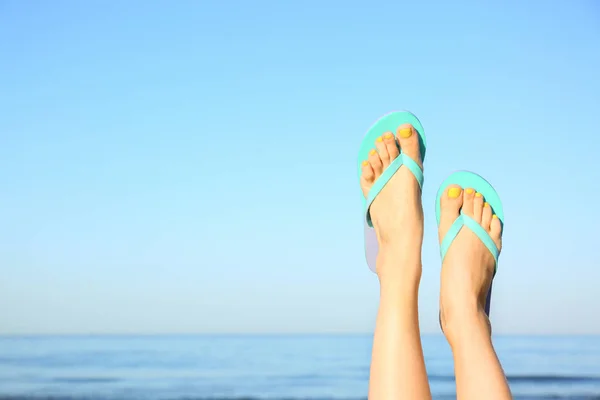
<box><xmin>1</xmin><ymin>0</ymin><xmax>599</xmax><ymax>335</ymax></box>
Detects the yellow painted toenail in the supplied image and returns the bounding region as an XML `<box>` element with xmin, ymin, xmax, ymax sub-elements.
<box><xmin>376</xmin><ymin>136</ymin><xmax>383</xmax><ymax>142</ymax></box>
<box><xmin>465</xmin><ymin>188</ymin><xmax>474</xmax><ymax>194</ymax></box>
<box><xmin>475</xmin><ymin>192</ymin><xmax>482</xmax><ymax>197</ymax></box>
<box><xmin>398</xmin><ymin>127</ymin><xmax>412</xmax><ymax>138</ymax></box>
<box><xmin>448</xmin><ymin>188</ymin><xmax>461</xmax><ymax>198</ymax></box>
<box><xmin>362</xmin><ymin>160</ymin><xmax>369</xmax><ymax>166</ymax></box>
<box><xmin>384</xmin><ymin>132</ymin><xmax>394</xmax><ymax>139</ymax></box>
<box><xmin>492</xmin><ymin>214</ymin><xmax>498</xmax><ymax>219</ymax></box>
<box><xmin>369</xmin><ymin>149</ymin><xmax>377</xmax><ymax>156</ymax></box>
<box><xmin>484</xmin><ymin>202</ymin><xmax>489</xmax><ymax>207</ymax></box>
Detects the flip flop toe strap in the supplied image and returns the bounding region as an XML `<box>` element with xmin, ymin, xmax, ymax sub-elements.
<box><xmin>440</xmin><ymin>213</ymin><xmax>499</xmax><ymax>268</ymax></box>
<box><xmin>364</xmin><ymin>153</ymin><xmax>423</xmax><ymax>227</ymax></box>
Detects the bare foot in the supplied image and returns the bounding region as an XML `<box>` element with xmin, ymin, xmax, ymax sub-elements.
<box><xmin>363</xmin><ymin>123</ymin><xmax>432</xmax><ymax>400</ymax></box>
<box><xmin>437</xmin><ymin>185</ymin><xmax>503</xmax><ymax>337</ymax></box>
<box><xmin>359</xmin><ymin>124</ymin><xmax>424</xmax><ymax>282</ymax></box>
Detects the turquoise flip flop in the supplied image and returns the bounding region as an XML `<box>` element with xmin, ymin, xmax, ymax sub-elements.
<box><xmin>435</xmin><ymin>171</ymin><xmax>504</xmax><ymax>316</ymax></box>
<box><xmin>357</xmin><ymin>111</ymin><xmax>426</xmax><ymax>273</ymax></box>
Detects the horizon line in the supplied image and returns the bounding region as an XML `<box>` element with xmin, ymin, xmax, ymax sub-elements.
<box><xmin>1</xmin><ymin>332</ymin><xmax>599</xmax><ymax>337</ymax></box>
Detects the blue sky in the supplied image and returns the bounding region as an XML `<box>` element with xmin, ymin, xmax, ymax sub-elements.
<box><xmin>1</xmin><ymin>0</ymin><xmax>599</xmax><ymax>335</ymax></box>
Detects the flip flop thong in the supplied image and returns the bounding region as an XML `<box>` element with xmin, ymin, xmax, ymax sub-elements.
<box><xmin>435</xmin><ymin>171</ymin><xmax>505</xmax><ymax>316</ymax></box>
<box><xmin>357</xmin><ymin>111</ymin><xmax>426</xmax><ymax>273</ymax></box>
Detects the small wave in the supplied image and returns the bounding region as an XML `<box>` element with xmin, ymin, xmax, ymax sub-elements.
<box><xmin>507</xmin><ymin>374</ymin><xmax>600</xmax><ymax>383</ymax></box>
<box><xmin>52</xmin><ymin>377</ymin><xmax>120</xmax><ymax>384</ymax></box>
<box><xmin>428</xmin><ymin>373</ymin><xmax>600</xmax><ymax>383</ymax></box>
<box><xmin>2</xmin><ymin>395</ymin><xmax>600</xmax><ymax>400</ymax></box>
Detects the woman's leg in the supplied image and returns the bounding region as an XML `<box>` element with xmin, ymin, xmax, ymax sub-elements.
<box><xmin>360</xmin><ymin>124</ymin><xmax>431</xmax><ymax>400</ymax></box>
<box><xmin>438</xmin><ymin>186</ymin><xmax>512</xmax><ymax>400</ymax></box>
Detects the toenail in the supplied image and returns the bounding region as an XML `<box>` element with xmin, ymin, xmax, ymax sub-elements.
<box><xmin>362</xmin><ymin>160</ymin><xmax>369</xmax><ymax>166</ymax></box>
<box><xmin>384</xmin><ymin>132</ymin><xmax>394</xmax><ymax>139</ymax></box>
<box><xmin>369</xmin><ymin>149</ymin><xmax>377</xmax><ymax>156</ymax></box>
<box><xmin>484</xmin><ymin>202</ymin><xmax>489</xmax><ymax>207</ymax></box>
<box><xmin>475</xmin><ymin>192</ymin><xmax>482</xmax><ymax>198</ymax></box>
<box><xmin>492</xmin><ymin>214</ymin><xmax>498</xmax><ymax>219</ymax></box>
<box><xmin>448</xmin><ymin>188</ymin><xmax>461</xmax><ymax>198</ymax></box>
<box><xmin>465</xmin><ymin>188</ymin><xmax>474</xmax><ymax>194</ymax></box>
<box><xmin>398</xmin><ymin>127</ymin><xmax>412</xmax><ymax>138</ymax></box>
<box><xmin>376</xmin><ymin>136</ymin><xmax>383</xmax><ymax>142</ymax></box>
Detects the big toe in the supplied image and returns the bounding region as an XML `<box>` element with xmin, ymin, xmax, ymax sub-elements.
<box><xmin>438</xmin><ymin>185</ymin><xmax>463</xmax><ymax>243</ymax></box>
<box><xmin>396</xmin><ymin>124</ymin><xmax>423</xmax><ymax>168</ymax></box>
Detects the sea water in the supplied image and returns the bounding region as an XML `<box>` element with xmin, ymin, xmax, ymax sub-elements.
<box><xmin>1</xmin><ymin>334</ymin><xmax>599</xmax><ymax>399</ymax></box>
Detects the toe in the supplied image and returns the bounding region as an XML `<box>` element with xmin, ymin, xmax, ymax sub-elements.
<box><xmin>374</xmin><ymin>136</ymin><xmax>390</xmax><ymax>168</ymax></box>
<box><xmin>473</xmin><ymin>191</ymin><xmax>484</xmax><ymax>223</ymax></box>
<box><xmin>462</xmin><ymin>188</ymin><xmax>475</xmax><ymax>217</ymax></box>
<box><xmin>481</xmin><ymin>201</ymin><xmax>492</xmax><ymax>229</ymax></box>
<box><xmin>438</xmin><ymin>185</ymin><xmax>463</xmax><ymax>243</ymax></box>
<box><xmin>368</xmin><ymin>149</ymin><xmax>383</xmax><ymax>176</ymax></box>
<box><xmin>490</xmin><ymin>214</ymin><xmax>503</xmax><ymax>249</ymax></box>
<box><xmin>360</xmin><ymin>160</ymin><xmax>374</xmax><ymax>197</ymax></box>
<box><xmin>382</xmin><ymin>131</ymin><xmax>400</xmax><ymax>161</ymax></box>
<box><xmin>396</xmin><ymin>124</ymin><xmax>423</xmax><ymax>169</ymax></box>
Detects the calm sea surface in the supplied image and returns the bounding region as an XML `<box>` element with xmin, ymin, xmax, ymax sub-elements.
<box><xmin>1</xmin><ymin>335</ymin><xmax>599</xmax><ymax>399</ymax></box>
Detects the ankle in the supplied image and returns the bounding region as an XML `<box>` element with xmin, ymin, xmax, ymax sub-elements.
<box><xmin>377</xmin><ymin>245</ymin><xmax>422</xmax><ymax>267</ymax></box>
<box><xmin>376</xmin><ymin>251</ymin><xmax>422</xmax><ymax>290</ymax></box>
<box><xmin>442</xmin><ymin>305</ymin><xmax>491</xmax><ymax>347</ymax></box>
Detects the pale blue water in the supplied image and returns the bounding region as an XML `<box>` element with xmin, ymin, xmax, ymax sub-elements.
<box><xmin>1</xmin><ymin>335</ymin><xmax>599</xmax><ymax>399</ymax></box>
